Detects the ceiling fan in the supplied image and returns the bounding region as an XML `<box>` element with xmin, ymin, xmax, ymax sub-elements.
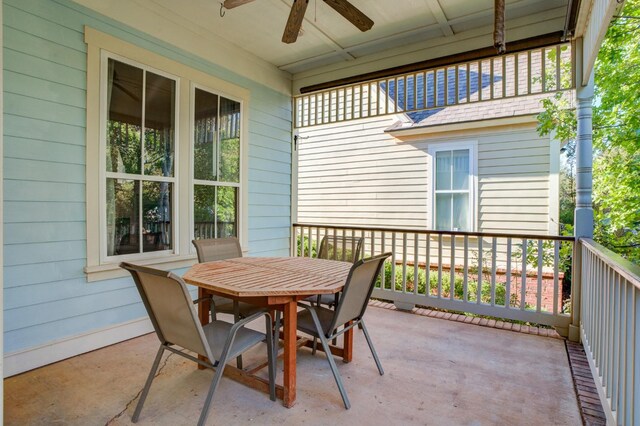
<box><xmin>222</xmin><ymin>0</ymin><xmax>374</xmax><ymax>44</ymax></box>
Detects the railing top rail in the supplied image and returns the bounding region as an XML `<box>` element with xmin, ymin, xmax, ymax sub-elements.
<box><xmin>293</xmin><ymin>223</ymin><xmax>575</xmax><ymax>242</ymax></box>
<box><xmin>580</xmin><ymin>238</ymin><xmax>640</xmax><ymax>290</ymax></box>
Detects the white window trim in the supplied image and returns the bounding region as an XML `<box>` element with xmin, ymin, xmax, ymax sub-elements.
<box><xmin>189</xmin><ymin>82</ymin><xmax>244</xmax><ymax>254</ymax></box>
<box><xmin>84</xmin><ymin>27</ymin><xmax>250</xmax><ymax>281</ymax></box>
<box><xmin>99</xmin><ymin>51</ymin><xmax>181</xmax><ymax>264</ymax></box>
<box><xmin>427</xmin><ymin>140</ymin><xmax>478</xmax><ymax>232</ymax></box>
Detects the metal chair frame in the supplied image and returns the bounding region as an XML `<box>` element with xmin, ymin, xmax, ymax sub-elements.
<box><xmin>121</xmin><ymin>262</ymin><xmax>276</xmax><ymax>426</ymax></box>
<box><xmin>296</xmin><ymin>252</ymin><xmax>390</xmax><ymax>409</ymax></box>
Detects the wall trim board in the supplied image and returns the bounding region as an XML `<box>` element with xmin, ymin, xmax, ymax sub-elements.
<box><xmin>4</xmin><ymin>317</ymin><xmax>153</xmax><ymax>378</ymax></box>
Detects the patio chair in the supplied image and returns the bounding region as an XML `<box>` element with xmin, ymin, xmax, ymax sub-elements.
<box><xmin>304</xmin><ymin>235</ymin><xmax>364</xmax><ymax>308</ymax></box>
<box><xmin>192</xmin><ymin>237</ymin><xmax>267</xmax><ymax>368</ymax></box>
<box><xmin>120</xmin><ymin>262</ymin><xmax>276</xmax><ymax>426</ymax></box>
<box><xmin>296</xmin><ymin>252</ymin><xmax>391</xmax><ymax>409</ymax></box>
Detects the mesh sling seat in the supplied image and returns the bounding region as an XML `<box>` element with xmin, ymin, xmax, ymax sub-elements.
<box><xmin>192</xmin><ymin>237</ymin><xmax>266</xmax><ymax>319</ymax></box>
<box><xmin>297</xmin><ymin>252</ymin><xmax>391</xmax><ymax>409</ymax></box>
<box><xmin>303</xmin><ymin>235</ymin><xmax>364</xmax><ymax>308</ymax></box>
<box><xmin>192</xmin><ymin>237</ymin><xmax>267</xmax><ymax>368</ymax></box>
<box><xmin>120</xmin><ymin>262</ymin><xmax>276</xmax><ymax>426</ymax></box>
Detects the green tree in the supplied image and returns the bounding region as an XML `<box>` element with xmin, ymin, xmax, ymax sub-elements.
<box><xmin>537</xmin><ymin>0</ymin><xmax>640</xmax><ymax>263</ymax></box>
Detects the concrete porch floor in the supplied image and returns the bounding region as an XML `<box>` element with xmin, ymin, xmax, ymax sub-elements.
<box><xmin>4</xmin><ymin>306</ymin><xmax>581</xmax><ymax>425</ymax></box>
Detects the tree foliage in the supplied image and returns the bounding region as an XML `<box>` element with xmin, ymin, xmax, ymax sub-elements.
<box><xmin>537</xmin><ymin>0</ymin><xmax>640</xmax><ymax>263</ymax></box>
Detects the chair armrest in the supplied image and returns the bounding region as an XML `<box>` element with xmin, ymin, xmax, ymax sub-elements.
<box><xmin>229</xmin><ymin>308</ymin><xmax>271</xmax><ymax>335</ymax></box>
<box><xmin>192</xmin><ymin>295</ymin><xmax>212</xmax><ymax>305</ymax></box>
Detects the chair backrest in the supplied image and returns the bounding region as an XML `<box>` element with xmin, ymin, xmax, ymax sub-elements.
<box><xmin>120</xmin><ymin>262</ymin><xmax>213</xmax><ymax>360</ymax></box>
<box><xmin>317</xmin><ymin>235</ymin><xmax>364</xmax><ymax>263</ymax></box>
<box><xmin>192</xmin><ymin>237</ymin><xmax>242</xmax><ymax>263</ymax></box>
<box><xmin>330</xmin><ymin>252</ymin><xmax>391</xmax><ymax>331</ymax></box>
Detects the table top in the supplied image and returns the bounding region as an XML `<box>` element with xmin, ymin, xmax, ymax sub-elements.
<box><xmin>182</xmin><ymin>256</ymin><xmax>352</xmax><ymax>297</ymax></box>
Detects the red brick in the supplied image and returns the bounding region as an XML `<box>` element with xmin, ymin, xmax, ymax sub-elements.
<box><xmin>442</xmin><ymin>312</ymin><xmax>453</xmax><ymax>320</ymax></box>
<box><xmin>464</xmin><ymin>316</ymin><xmax>474</xmax><ymax>323</ymax></box>
<box><xmin>511</xmin><ymin>324</ymin><xmax>521</xmax><ymax>332</ymax></box>
<box><xmin>471</xmin><ymin>317</ymin><xmax>481</xmax><ymax>325</ymax></box>
<box><xmin>529</xmin><ymin>326</ymin><xmax>539</xmax><ymax>335</ymax></box>
<box><xmin>487</xmin><ymin>319</ymin><xmax>496</xmax><ymax>328</ymax></box>
<box><xmin>520</xmin><ymin>325</ymin><xmax>530</xmax><ymax>333</ymax></box>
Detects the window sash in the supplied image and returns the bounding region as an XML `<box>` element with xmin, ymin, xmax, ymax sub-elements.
<box><xmin>102</xmin><ymin>54</ymin><xmax>179</xmax><ymax>261</ymax></box>
<box><xmin>432</xmin><ymin>146</ymin><xmax>474</xmax><ymax>232</ymax></box>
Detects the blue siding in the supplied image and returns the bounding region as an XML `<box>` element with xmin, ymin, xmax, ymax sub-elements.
<box><xmin>3</xmin><ymin>0</ymin><xmax>292</xmax><ymax>354</ymax></box>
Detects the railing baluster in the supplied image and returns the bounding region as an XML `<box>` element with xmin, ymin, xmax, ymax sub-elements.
<box><xmin>553</xmin><ymin>241</ymin><xmax>559</xmax><ymax>314</ymax></box>
<box><xmin>463</xmin><ymin>235</ymin><xmax>469</xmax><ymax>302</ymax></box>
<box><xmin>477</xmin><ymin>237</ymin><xmax>483</xmax><ymax>303</ymax></box>
<box><xmin>491</xmin><ymin>237</ymin><xmax>497</xmax><ymax>306</ymax></box>
<box><xmin>521</xmin><ymin>239</ymin><xmax>527</xmax><ymax>310</ymax></box>
<box><xmin>381</xmin><ymin>231</ymin><xmax>386</xmax><ymax>289</ymax></box>
<box><xmin>502</xmin><ymin>55</ymin><xmax>507</xmax><ymax>98</ymax></box>
<box><xmin>555</xmin><ymin>45</ymin><xmax>561</xmax><ymax>91</ymax></box>
<box><xmin>527</xmin><ymin>50</ymin><xmax>532</xmax><ymax>95</ymax></box>
<box><xmin>506</xmin><ymin>238</ymin><xmax>512</xmax><ymax>308</ymax></box>
<box><xmin>402</xmin><ymin>233</ymin><xmax>408</xmax><ymax>293</ymax></box>
<box><xmin>391</xmin><ymin>233</ymin><xmax>397</xmax><ymax>291</ymax></box>
<box><xmin>426</xmin><ymin>233</ymin><xmax>431</xmax><ymax>297</ymax></box>
<box><xmin>437</xmin><ymin>234</ymin><xmax>443</xmax><ymax>298</ymax></box>
<box><xmin>414</xmin><ymin>233</ymin><xmax>419</xmax><ymax>295</ymax></box>
<box><xmin>537</xmin><ymin>239</ymin><xmax>543</xmax><ymax>312</ymax></box>
<box><xmin>515</xmin><ymin>53</ymin><xmax>519</xmax><ymax>96</ymax></box>
<box><xmin>450</xmin><ymin>235</ymin><xmax>456</xmax><ymax>300</ymax></box>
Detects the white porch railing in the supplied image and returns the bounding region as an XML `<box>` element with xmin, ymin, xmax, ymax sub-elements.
<box><xmin>580</xmin><ymin>238</ymin><xmax>640</xmax><ymax>425</ymax></box>
<box><xmin>292</xmin><ymin>223</ymin><xmax>574</xmax><ymax>332</ymax></box>
<box><xmin>293</xmin><ymin>43</ymin><xmax>573</xmax><ymax>128</ymax></box>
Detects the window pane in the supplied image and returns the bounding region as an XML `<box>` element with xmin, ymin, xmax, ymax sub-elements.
<box><xmin>452</xmin><ymin>149</ymin><xmax>470</xmax><ymax>190</ymax></box>
<box><xmin>435</xmin><ymin>151</ymin><xmax>451</xmax><ymax>190</ymax></box>
<box><xmin>194</xmin><ymin>184</ymin><xmax>216</xmax><ymax>239</ymax></box>
<box><xmin>217</xmin><ymin>186</ymin><xmax>238</xmax><ymax>238</ymax></box>
<box><xmin>106</xmin><ymin>178</ymin><xmax>139</xmax><ymax>256</ymax></box>
<box><xmin>452</xmin><ymin>193</ymin><xmax>470</xmax><ymax>231</ymax></box>
<box><xmin>194</xmin><ymin>89</ymin><xmax>218</xmax><ymax>181</ymax></box>
<box><xmin>435</xmin><ymin>193</ymin><xmax>452</xmax><ymax>230</ymax></box>
<box><xmin>142</xmin><ymin>181</ymin><xmax>172</xmax><ymax>252</ymax></box>
<box><xmin>220</xmin><ymin>97</ymin><xmax>241</xmax><ymax>183</ymax></box>
<box><xmin>106</xmin><ymin>59</ymin><xmax>142</xmax><ymax>174</ymax></box>
<box><xmin>144</xmin><ymin>72</ymin><xmax>175</xmax><ymax>177</ymax></box>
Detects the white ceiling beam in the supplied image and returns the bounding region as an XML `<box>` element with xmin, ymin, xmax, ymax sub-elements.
<box><xmin>425</xmin><ymin>0</ymin><xmax>454</xmax><ymax>37</ymax></box>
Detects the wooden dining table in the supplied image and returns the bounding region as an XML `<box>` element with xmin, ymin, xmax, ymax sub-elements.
<box><xmin>182</xmin><ymin>256</ymin><xmax>353</xmax><ymax>408</ymax></box>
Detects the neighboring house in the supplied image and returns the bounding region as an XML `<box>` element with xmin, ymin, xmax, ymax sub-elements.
<box><xmin>296</xmin><ymin>61</ymin><xmax>568</xmax><ymax>237</ymax></box>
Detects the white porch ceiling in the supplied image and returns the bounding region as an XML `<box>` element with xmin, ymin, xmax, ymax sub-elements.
<box><xmin>144</xmin><ymin>0</ymin><xmax>569</xmax><ymax>77</ymax></box>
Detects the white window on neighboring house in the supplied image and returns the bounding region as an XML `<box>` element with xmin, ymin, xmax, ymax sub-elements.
<box><xmin>192</xmin><ymin>86</ymin><xmax>241</xmax><ymax>241</ymax></box>
<box><xmin>429</xmin><ymin>142</ymin><xmax>477</xmax><ymax>232</ymax></box>
<box><xmin>104</xmin><ymin>57</ymin><xmax>178</xmax><ymax>257</ymax></box>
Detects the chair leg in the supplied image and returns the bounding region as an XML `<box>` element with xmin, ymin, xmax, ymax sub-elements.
<box><xmin>274</xmin><ymin>311</ymin><xmax>281</xmax><ymax>354</ymax></box>
<box><xmin>132</xmin><ymin>345</ymin><xmax>165</xmax><ymax>422</ymax></box>
<box><xmin>360</xmin><ymin>320</ymin><xmax>384</xmax><ymax>375</ymax></box>
<box><xmin>311</xmin><ymin>337</ymin><xmax>318</xmax><ymax>355</ymax></box>
<box><xmin>318</xmin><ymin>333</ymin><xmax>351</xmax><ymax>409</ymax></box>
<box><xmin>198</xmin><ymin>323</ymin><xmax>242</xmax><ymax>426</ymax></box>
<box><xmin>307</xmin><ymin>309</ymin><xmax>350</xmax><ymax>409</ymax></box>
<box><xmin>233</xmin><ymin>302</ymin><xmax>243</xmax><ymax>369</ymax></box>
<box><xmin>264</xmin><ymin>314</ymin><xmax>276</xmax><ymax>401</ymax></box>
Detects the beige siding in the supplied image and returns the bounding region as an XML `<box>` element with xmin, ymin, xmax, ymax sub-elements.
<box><xmin>298</xmin><ymin>117</ymin><xmax>555</xmax><ymax>236</ymax></box>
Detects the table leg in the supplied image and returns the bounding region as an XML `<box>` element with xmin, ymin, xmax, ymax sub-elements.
<box><xmin>343</xmin><ymin>320</ymin><xmax>354</xmax><ymax>363</ymax></box>
<box><xmin>197</xmin><ymin>288</ymin><xmax>210</xmax><ymax>370</ymax></box>
<box><xmin>283</xmin><ymin>300</ymin><xmax>297</xmax><ymax>408</ymax></box>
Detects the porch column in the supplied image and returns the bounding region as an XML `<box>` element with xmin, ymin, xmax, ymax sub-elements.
<box><xmin>574</xmin><ymin>75</ymin><xmax>595</xmax><ymax>239</ymax></box>
<box><xmin>569</xmin><ymin>38</ymin><xmax>595</xmax><ymax>342</ymax></box>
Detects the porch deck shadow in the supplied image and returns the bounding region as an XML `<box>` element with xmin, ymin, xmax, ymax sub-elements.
<box><xmin>4</xmin><ymin>306</ymin><xmax>581</xmax><ymax>425</ymax></box>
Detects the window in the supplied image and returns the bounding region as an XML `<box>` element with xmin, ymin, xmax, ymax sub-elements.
<box><xmin>105</xmin><ymin>58</ymin><xmax>177</xmax><ymax>257</ymax></box>
<box><xmin>84</xmin><ymin>28</ymin><xmax>250</xmax><ymax>281</ymax></box>
<box><xmin>430</xmin><ymin>142</ymin><xmax>477</xmax><ymax>231</ymax></box>
<box><xmin>192</xmin><ymin>87</ymin><xmax>241</xmax><ymax>240</ymax></box>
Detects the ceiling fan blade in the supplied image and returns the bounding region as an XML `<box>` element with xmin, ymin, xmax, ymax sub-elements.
<box><xmin>223</xmin><ymin>0</ymin><xmax>256</xmax><ymax>9</ymax></box>
<box><xmin>282</xmin><ymin>0</ymin><xmax>309</xmax><ymax>44</ymax></box>
<box><xmin>323</xmin><ymin>0</ymin><xmax>373</xmax><ymax>32</ymax></box>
